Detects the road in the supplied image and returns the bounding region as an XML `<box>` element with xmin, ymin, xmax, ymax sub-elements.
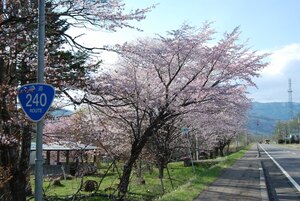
<box><xmin>259</xmin><ymin>144</ymin><xmax>300</xmax><ymax>200</ymax></box>
<box><xmin>195</xmin><ymin>144</ymin><xmax>300</xmax><ymax>201</ymax></box>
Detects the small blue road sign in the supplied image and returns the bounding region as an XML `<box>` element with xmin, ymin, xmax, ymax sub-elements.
<box><xmin>17</xmin><ymin>83</ymin><xmax>55</xmax><ymax>122</ymax></box>
<box><xmin>181</xmin><ymin>127</ymin><xmax>189</xmax><ymax>134</ymax></box>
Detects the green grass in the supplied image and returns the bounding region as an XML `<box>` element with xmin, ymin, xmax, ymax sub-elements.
<box><xmin>30</xmin><ymin>163</ymin><xmax>120</xmax><ymax>200</ymax></box>
<box><xmin>156</xmin><ymin>145</ymin><xmax>250</xmax><ymax>201</ymax></box>
<box><xmin>29</xmin><ymin>145</ymin><xmax>250</xmax><ymax>201</ymax></box>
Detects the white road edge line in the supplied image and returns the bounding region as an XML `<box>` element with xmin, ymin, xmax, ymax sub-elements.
<box><xmin>259</xmin><ymin>144</ymin><xmax>300</xmax><ymax>192</ymax></box>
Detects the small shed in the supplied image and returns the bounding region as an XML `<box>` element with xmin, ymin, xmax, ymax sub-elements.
<box><xmin>30</xmin><ymin>141</ymin><xmax>98</xmax><ymax>175</ymax></box>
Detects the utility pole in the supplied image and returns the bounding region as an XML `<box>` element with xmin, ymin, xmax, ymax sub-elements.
<box><xmin>256</xmin><ymin>120</ymin><xmax>259</xmax><ymax>142</ymax></box>
<box><xmin>288</xmin><ymin>78</ymin><xmax>294</xmax><ymax>119</ymax></box>
<box><xmin>298</xmin><ymin>117</ymin><xmax>300</xmax><ymax>143</ymax></box>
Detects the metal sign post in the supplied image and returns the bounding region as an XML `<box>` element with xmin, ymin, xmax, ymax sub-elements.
<box><xmin>181</xmin><ymin>127</ymin><xmax>195</xmax><ymax>174</ymax></box>
<box><xmin>36</xmin><ymin>0</ymin><xmax>45</xmax><ymax>200</ymax></box>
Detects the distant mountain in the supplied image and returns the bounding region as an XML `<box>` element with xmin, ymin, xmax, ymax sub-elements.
<box><xmin>48</xmin><ymin>103</ymin><xmax>299</xmax><ymax>136</ymax></box>
<box><xmin>247</xmin><ymin>102</ymin><xmax>300</xmax><ymax>135</ymax></box>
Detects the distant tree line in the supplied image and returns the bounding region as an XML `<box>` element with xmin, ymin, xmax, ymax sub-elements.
<box><xmin>274</xmin><ymin>113</ymin><xmax>300</xmax><ymax>144</ymax></box>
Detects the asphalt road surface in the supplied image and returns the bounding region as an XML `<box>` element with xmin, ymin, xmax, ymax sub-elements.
<box><xmin>195</xmin><ymin>144</ymin><xmax>262</xmax><ymax>201</ymax></box>
<box><xmin>259</xmin><ymin>144</ymin><xmax>300</xmax><ymax>200</ymax></box>
<box><xmin>195</xmin><ymin>144</ymin><xmax>300</xmax><ymax>201</ymax></box>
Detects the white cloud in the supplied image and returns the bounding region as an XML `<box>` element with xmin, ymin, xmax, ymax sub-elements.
<box><xmin>249</xmin><ymin>43</ymin><xmax>300</xmax><ymax>103</ymax></box>
<box><xmin>261</xmin><ymin>44</ymin><xmax>300</xmax><ymax>76</ymax></box>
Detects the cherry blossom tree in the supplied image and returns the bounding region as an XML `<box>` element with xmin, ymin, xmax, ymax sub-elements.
<box><xmin>44</xmin><ymin>111</ymin><xmax>92</xmax><ymax>144</ymax></box>
<box><xmin>44</xmin><ymin>108</ymin><xmax>131</xmax><ymax>160</ymax></box>
<box><xmin>0</xmin><ymin>0</ymin><xmax>152</xmax><ymax>199</ymax></box>
<box><xmin>76</xmin><ymin>23</ymin><xmax>268</xmax><ymax>197</ymax></box>
<box><xmin>187</xmin><ymin>89</ymin><xmax>250</xmax><ymax>158</ymax></box>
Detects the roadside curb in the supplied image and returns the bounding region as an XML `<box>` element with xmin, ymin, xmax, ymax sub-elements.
<box><xmin>259</xmin><ymin>161</ymin><xmax>269</xmax><ymax>201</ymax></box>
<box><xmin>261</xmin><ymin>161</ymin><xmax>279</xmax><ymax>201</ymax></box>
<box><xmin>257</xmin><ymin>144</ymin><xmax>269</xmax><ymax>201</ymax></box>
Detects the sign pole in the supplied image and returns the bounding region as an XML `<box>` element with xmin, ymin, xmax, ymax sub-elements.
<box><xmin>36</xmin><ymin>0</ymin><xmax>45</xmax><ymax>200</ymax></box>
<box><xmin>181</xmin><ymin>127</ymin><xmax>195</xmax><ymax>174</ymax></box>
<box><xmin>186</xmin><ymin>132</ymin><xmax>195</xmax><ymax>174</ymax></box>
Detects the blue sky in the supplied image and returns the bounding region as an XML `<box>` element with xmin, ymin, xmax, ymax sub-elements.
<box><xmin>124</xmin><ymin>0</ymin><xmax>300</xmax><ymax>49</ymax></box>
<box><xmin>72</xmin><ymin>0</ymin><xmax>300</xmax><ymax>103</ymax></box>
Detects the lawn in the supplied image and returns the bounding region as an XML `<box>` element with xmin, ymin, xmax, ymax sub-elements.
<box><xmin>29</xmin><ymin>145</ymin><xmax>250</xmax><ymax>201</ymax></box>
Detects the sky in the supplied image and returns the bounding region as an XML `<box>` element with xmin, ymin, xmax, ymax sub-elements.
<box><xmin>71</xmin><ymin>0</ymin><xmax>300</xmax><ymax>103</ymax></box>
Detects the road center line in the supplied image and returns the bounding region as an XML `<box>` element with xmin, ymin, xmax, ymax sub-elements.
<box><xmin>259</xmin><ymin>144</ymin><xmax>300</xmax><ymax>193</ymax></box>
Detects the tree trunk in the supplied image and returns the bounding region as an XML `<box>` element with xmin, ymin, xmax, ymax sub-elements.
<box><xmin>0</xmin><ymin>125</ymin><xmax>32</xmax><ymax>201</ymax></box>
<box><xmin>118</xmin><ymin>139</ymin><xmax>147</xmax><ymax>198</ymax></box>
<box><xmin>219</xmin><ymin>145</ymin><xmax>225</xmax><ymax>157</ymax></box>
<box><xmin>158</xmin><ymin>163</ymin><xmax>164</xmax><ymax>179</ymax></box>
<box><xmin>135</xmin><ymin>159</ymin><xmax>144</xmax><ymax>185</ymax></box>
<box><xmin>158</xmin><ymin>163</ymin><xmax>165</xmax><ymax>193</ymax></box>
<box><xmin>214</xmin><ymin>147</ymin><xmax>219</xmax><ymax>157</ymax></box>
<box><xmin>118</xmin><ymin>151</ymin><xmax>139</xmax><ymax>198</ymax></box>
<box><xmin>209</xmin><ymin>150</ymin><xmax>214</xmax><ymax>159</ymax></box>
<box><xmin>226</xmin><ymin>142</ymin><xmax>230</xmax><ymax>155</ymax></box>
<box><xmin>10</xmin><ymin>125</ymin><xmax>32</xmax><ymax>200</ymax></box>
<box><xmin>117</xmin><ymin>113</ymin><xmax>169</xmax><ymax>198</ymax></box>
<box><xmin>0</xmin><ymin>73</ymin><xmax>14</xmax><ymax>200</ymax></box>
<box><xmin>0</xmin><ymin>147</ymin><xmax>17</xmax><ymax>201</ymax></box>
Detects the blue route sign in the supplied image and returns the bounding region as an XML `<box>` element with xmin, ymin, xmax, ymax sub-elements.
<box><xmin>181</xmin><ymin>127</ymin><xmax>189</xmax><ymax>134</ymax></box>
<box><xmin>17</xmin><ymin>83</ymin><xmax>55</xmax><ymax>122</ymax></box>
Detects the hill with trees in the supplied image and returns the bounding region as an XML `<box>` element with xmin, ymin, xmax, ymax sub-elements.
<box><xmin>247</xmin><ymin>102</ymin><xmax>300</xmax><ymax>135</ymax></box>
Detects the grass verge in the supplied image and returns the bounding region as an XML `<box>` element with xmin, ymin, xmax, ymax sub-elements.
<box><xmin>29</xmin><ymin>145</ymin><xmax>251</xmax><ymax>201</ymax></box>
<box><xmin>156</xmin><ymin>145</ymin><xmax>251</xmax><ymax>201</ymax></box>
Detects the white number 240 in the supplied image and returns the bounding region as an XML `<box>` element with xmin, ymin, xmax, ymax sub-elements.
<box><xmin>26</xmin><ymin>93</ymin><xmax>47</xmax><ymax>107</ymax></box>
